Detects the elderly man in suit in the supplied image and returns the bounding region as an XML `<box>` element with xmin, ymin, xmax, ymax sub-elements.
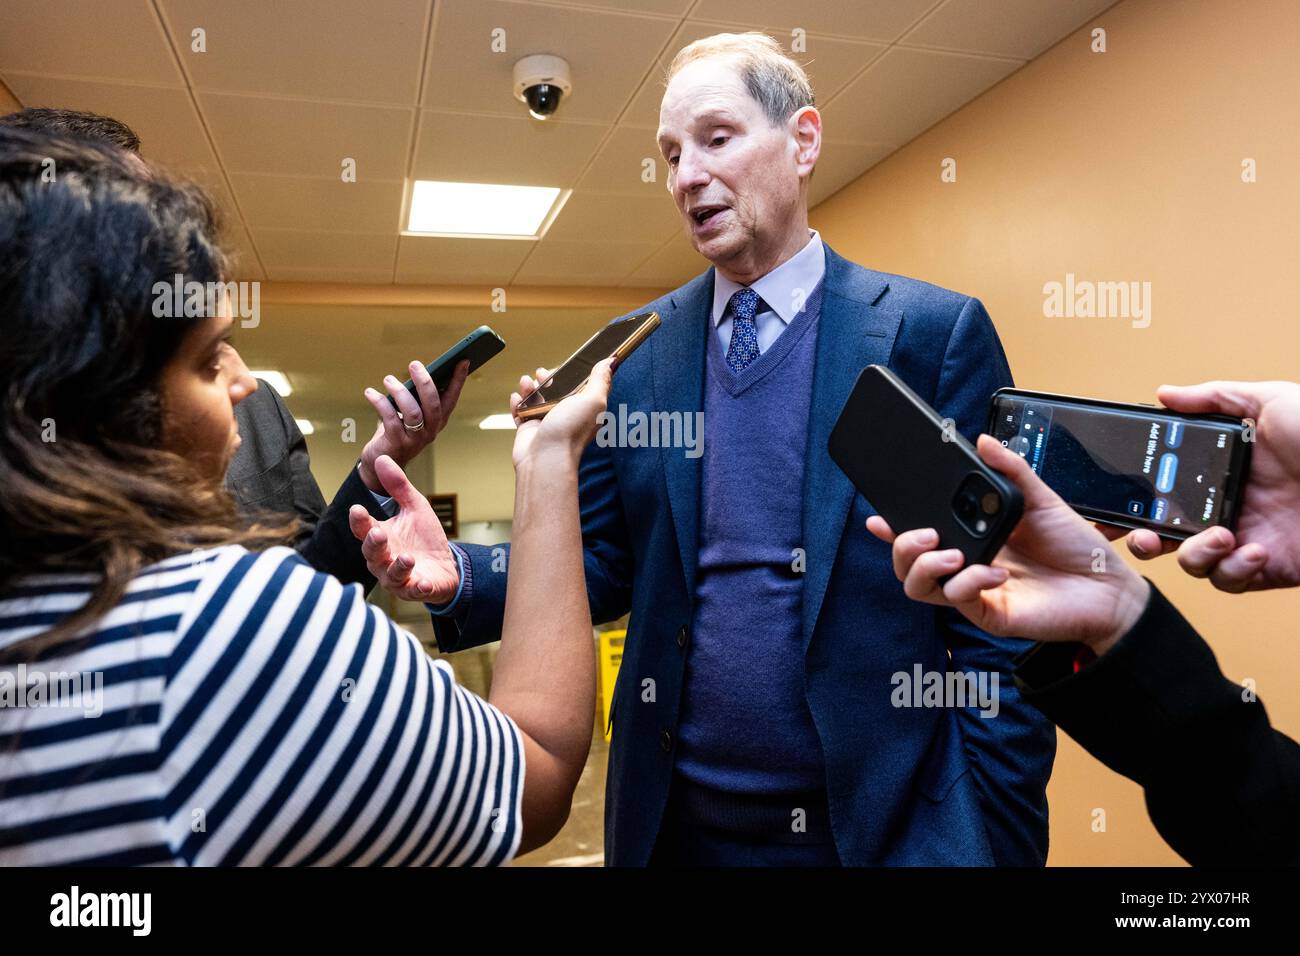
<box><xmin>361</xmin><ymin>32</ymin><xmax>1056</xmax><ymax>866</ymax></box>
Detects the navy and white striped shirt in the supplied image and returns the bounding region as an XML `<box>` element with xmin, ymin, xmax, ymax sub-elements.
<box><xmin>0</xmin><ymin>545</ymin><xmax>524</xmax><ymax>866</ymax></box>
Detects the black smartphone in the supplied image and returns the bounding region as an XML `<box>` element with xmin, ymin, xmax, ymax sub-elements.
<box><xmin>515</xmin><ymin>311</ymin><xmax>660</xmax><ymax>421</ymax></box>
<box><xmin>830</xmin><ymin>365</ymin><xmax>1024</xmax><ymax>567</ymax></box>
<box><xmin>387</xmin><ymin>325</ymin><xmax>505</xmax><ymax>411</ymax></box>
<box><xmin>988</xmin><ymin>388</ymin><xmax>1252</xmax><ymax>540</ymax></box>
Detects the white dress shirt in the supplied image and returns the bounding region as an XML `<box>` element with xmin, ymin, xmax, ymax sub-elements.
<box><xmin>711</xmin><ymin>229</ymin><xmax>826</xmax><ymax>355</ymax></box>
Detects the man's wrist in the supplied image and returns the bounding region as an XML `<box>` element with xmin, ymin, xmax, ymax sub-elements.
<box><xmin>427</xmin><ymin>543</ymin><xmax>469</xmax><ymax>616</ymax></box>
<box><xmin>357</xmin><ymin>457</ymin><xmax>379</xmax><ymax>493</ymax></box>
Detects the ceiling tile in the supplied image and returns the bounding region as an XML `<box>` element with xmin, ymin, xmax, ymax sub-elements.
<box><xmin>422</xmin><ymin>0</ymin><xmax>677</xmax><ymax>123</ymax></box>
<box><xmin>820</xmin><ymin>46</ymin><xmax>1022</xmax><ymax>146</ymax></box>
<box><xmin>222</xmin><ymin>222</ymin><xmax>266</xmax><ymax>281</ymax></box>
<box><xmin>178</xmin><ymin>169</ymin><xmax>237</xmax><ymax>216</ymax></box>
<box><xmin>902</xmin><ymin>0</ymin><xmax>1114</xmax><ymax>60</ymax></box>
<box><xmin>514</xmin><ymin>239</ymin><xmax>662</xmax><ymax>285</ymax></box>
<box><xmin>620</xmin><ymin>20</ymin><xmax>888</xmax><ymax>129</ymax></box>
<box><xmin>230</xmin><ymin>174</ymin><xmax>405</xmax><ymax>232</ymax></box>
<box><xmin>265</xmin><ymin>266</ymin><xmax>395</xmax><ymax>284</ymax></box>
<box><xmin>253</xmin><ymin>229</ymin><xmax>397</xmax><ymax>272</ymax></box>
<box><xmin>809</xmin><ymin>141</ymin><xmax>895</xmax><ymax>206</ymax></box>
<box><xmin>0</xmin><ymin>0</ymin><xmax>183</xmax><ymax>86</ymax></box>
<box><xmin>689</xmin><ymin>0</ymin><xmax>938</xmax><ymax>43</ymax></box>
<box><xmin>621</xmin><ymin>235</ymin><xmax>708</xmax><ymax>288</ymax></box>
<box><xmin>200</xmin><ymin>92</ymin><xmax>411</xmax><ymax>179</ymax></box>
<box><xmin>183</xmin><ymin>176</ymin><xmax>259</xmax><ymax>272</ymax></box>
<box><xmin>395</xmin><ymin>235</ymin><xmax>534</xmax><ymax>284</ymax></box>
<box><xmin>531</xmin><ymin>0</ymin><xmax>691</xmax><ymax>15</ymax></box>
<box><xmin>577</xmin><ymin>126</ymin><xmax>670</xmax><ymax>195</ymax></box>
<box><xmin>175</xmin><ymin>163</ymin><xmax>232</xmax><ymax>196</ymax></box>
<box><xmin>543</xmin><ymin>190</ymin><xmax>683</xmax><ymax>245</ymax></box>
<box><xmin>3</xmin><ymin>74</ymin><xmax>220</xmax><ymax>170</ymax></box>
<box><xmin>158</xmin><ymin>0</ymin><xmax>430</xmax><ymax>104</ymax></box>
<box><xmin>411</xmin><ymin>110</ymin><xmax>607</xmax><ymax>187</ymax></box>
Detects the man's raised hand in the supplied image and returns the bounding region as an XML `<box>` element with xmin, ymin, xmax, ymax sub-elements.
<box><xmin>348</xmin><ymin>455</ymin><xmax>460</xmax><ymax>604</ymax></box>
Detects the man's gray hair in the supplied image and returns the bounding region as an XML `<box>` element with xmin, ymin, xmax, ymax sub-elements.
<box><xmin>666</xmin><ymin>32</ymin><xmax>815</xmax><ymax>126</ymax></box>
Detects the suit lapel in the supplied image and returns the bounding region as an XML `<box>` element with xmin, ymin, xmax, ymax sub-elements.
<box><xmin>651</xmin><ymin>268</ymin><xmax>713</xmax><ymax>597</ymax></box>
<box><xmin>800</xmin><ymin>246</ymin><xmax>902</xmax><ymax>653</ymax></box>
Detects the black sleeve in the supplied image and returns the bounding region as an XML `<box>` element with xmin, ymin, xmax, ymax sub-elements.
<box><xmin>259</xmin><ymin>387</ymin><xmax>379</xmax><ymax>591</ymax></box>
<box><xmin>241</xmin><ymin>385</ymin><xmax>327</xmax><ymax>550</ymax></box>
<box><xmin>1014</xmin><ymin>582</ymin><xmax>1300</xmax><ymax>865</ymax></box>
<box><xmin>285</xmin><ymin>413</ymin><xmax>327</xmax><ymax>530</ymax></box>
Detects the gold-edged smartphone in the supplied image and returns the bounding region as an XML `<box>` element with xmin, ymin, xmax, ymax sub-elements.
<box><xmin>515</xmin><ymin>311</ymin><xmax>660</xmax><ymax>421</ymax></box>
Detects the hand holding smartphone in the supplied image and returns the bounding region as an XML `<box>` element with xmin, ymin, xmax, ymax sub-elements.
<box><xmin>509</xmin><ymin>358</ymin><xmax>617</xmax><ymax>470</ymax></box>
<box><xmin>987</xmin><ymin>388</ymin><xmax>1251</xmax><ymax>540</ymax></box>
<box><xmin>514</xmin><ymin>312</ymin><xmax>660</xmax><ymax>421</ymax></box>
<box><xmin>866</xmin><ymin>430</ymin><xmax>1155</xmax><ymax>653</ymax></box>
<box><xmin>387</xmin><ymin>325</ymin><xmax>506</xmax><ymax>412</ymax></box>
<box><xmin>829</xmin><ymin>365</ymin><xmax>1023</xmax><ymax>567</ymax></box>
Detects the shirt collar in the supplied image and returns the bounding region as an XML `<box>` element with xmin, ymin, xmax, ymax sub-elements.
<box><xmin>711</xmin><ymin>229</ymin><xmax>826</xmax><ymax>327</ymax></box>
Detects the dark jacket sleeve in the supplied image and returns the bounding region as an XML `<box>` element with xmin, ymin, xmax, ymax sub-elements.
<box><xmin>227</xmin><ymin>385</ymin><xmax>379</xmax><ymax>590</ymax></box>
<box><xmin>281</xmin><ymin>401</ymin><xmax>328</xmax><ymax>531</ymax></box>
<box><xmin>430</xmin><ymin>540</ymin><xmax>506</xmax><ymax>653</ymax></box>
<box><xmin>259</xmin><ymin>389</ymin><xmax>380</xmax><ymax>591</ymax></box>
<box><xmin>1015</xmin><ymin>582</ymin><xmax>1300</xmax><ymax>866</ymax></box>
<box><xmin>932</xmin><ymin>296</ymin><xmax>1057</xmax><ymax>866</ymax></box>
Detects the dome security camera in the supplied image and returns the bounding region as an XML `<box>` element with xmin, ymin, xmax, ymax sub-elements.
<box><xmin>513</xmin><ymin>54</ymin><xmax>572</xmax><ymax>120</ymax></box>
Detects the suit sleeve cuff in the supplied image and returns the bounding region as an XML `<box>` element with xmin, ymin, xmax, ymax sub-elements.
<box><xmin>426</xmin><ymin>543</ymin><xmax>471</xmax><ymax>617</ymax></box>
<box><xmin>369</xmin><ymin>489</ymin><xmax>398</xmax><ymax>518</ymax></box>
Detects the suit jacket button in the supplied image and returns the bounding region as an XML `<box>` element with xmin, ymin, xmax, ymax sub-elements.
<box><xmin>659</xmin><ymin>729</ymin><xmax>673</xmax><ymax>752</ymax></box>
<box><xmin>676</xmin><ymin>625</ymin><xmax>689</xmax><ymax>649</ymax></box>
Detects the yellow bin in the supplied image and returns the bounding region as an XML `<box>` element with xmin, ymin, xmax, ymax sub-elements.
<box><xmin>597</xmin><ymin>629</ymin><xmax>625</xmax><ymax>742</ymax></box>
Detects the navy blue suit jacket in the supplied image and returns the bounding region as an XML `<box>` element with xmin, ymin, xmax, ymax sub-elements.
<box><xmin>435</xmin><ymin>244</ymin><xmax>1056</xmax><ymax>865</ymax></box>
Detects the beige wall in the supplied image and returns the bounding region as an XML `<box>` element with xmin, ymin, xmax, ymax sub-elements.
<box><xmin>434</xmin><ymin>427</ymin><xmax>518</xmax><ymax>523</ymax></box>
<box><xmin>0</xmin><ymin>77</ymin><xmax>19</xmax><ymax>113</ymax></box>
<box><xmin>812</xmin><ymin>0</ymin><xmax>1300</xmax><ymax>865</ymax></box>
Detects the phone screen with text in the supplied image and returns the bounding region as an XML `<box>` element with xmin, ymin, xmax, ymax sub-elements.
<box><xmin>990</xmin><ymin>396</ymin><xmax>1243</xmax><ymax>533</ymax></box>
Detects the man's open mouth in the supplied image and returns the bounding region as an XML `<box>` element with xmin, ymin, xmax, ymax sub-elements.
<box><xmin>690</xmin><ymin>204</ymin><xmax>728</xmax><ymax>224</ymax></box>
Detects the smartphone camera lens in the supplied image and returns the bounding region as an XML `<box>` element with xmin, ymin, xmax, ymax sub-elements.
<box><xmin>953</xmin><ymin>474</ymin><xmax>1002</xmax><ymax>538</ymax></box>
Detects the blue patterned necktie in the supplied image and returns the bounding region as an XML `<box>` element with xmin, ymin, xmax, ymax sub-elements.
<box><xmin>725</xmin><ymin>287</ymin><xmax>762</xmax><ymax>374</ymax></box>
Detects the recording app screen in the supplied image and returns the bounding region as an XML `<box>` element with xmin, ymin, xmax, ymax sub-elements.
<box><xmin>991</xmin><ymin>397</ymin><xmax>1238</xmax><ymax>531</ymax></box>
<box><xmin>525</xmin><ymin>317</ymin><xmax>642</xmax><ymax>405</ymax></box>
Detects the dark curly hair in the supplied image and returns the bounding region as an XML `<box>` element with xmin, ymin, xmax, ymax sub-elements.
<box><xmin>0</xmin><ymin>107</ymin><xmax>143</xmax><ymax>153</ymax></box>
<box><xmin>0</xmin><ymin>126</ymin><xmax>288</xmax><ymax>656</ymax></box>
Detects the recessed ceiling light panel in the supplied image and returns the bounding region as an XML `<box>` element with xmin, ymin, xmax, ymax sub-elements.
<box><xmin>405</xmin><ymin>180</ymin><xmax>569</xmax><ymax>239</ymax></box>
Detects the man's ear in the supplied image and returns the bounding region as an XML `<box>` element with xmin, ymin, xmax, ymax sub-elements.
<box><xmin>791</xmin><ymin>106</ymin><xmax>822</xmax><ymax>178</ymax></box>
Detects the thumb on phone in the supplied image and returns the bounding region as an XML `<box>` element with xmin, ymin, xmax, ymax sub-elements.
<box><xmin>974</xmin><ymin>434</ymin><xmax>1062</xmax><ymax>511</ymax></box>
<box><xmin>582</xmin><ymin>358</ymin><xmax>614</xmax><ymax>403</ymax></box>
<box><xmin>1155</xmin><ymin>380</ymin><xmax>1272</xmax><ymax>419</ymax></box>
